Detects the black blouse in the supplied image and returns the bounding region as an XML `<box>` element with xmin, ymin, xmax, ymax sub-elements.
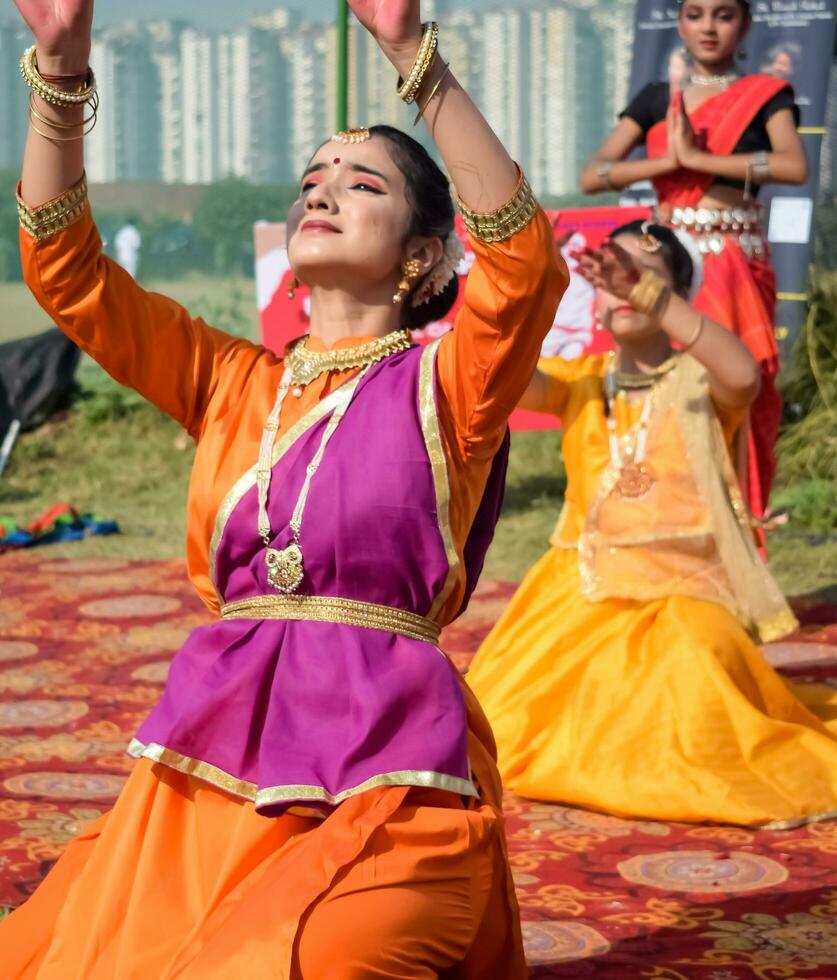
<box><xmin>620</xmin><ymin>81</ymin><xmax>800</xmax><ymax>192</ymax></box>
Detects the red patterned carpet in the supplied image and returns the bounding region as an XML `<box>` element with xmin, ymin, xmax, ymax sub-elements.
<box><xmin>1</xmin><ymin>555</ymin><xmax>836</xmax><ymax>979</ymax></box>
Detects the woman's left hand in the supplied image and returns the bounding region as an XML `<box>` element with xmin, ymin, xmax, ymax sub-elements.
<box><xmin>574</xmin><ymin>241</ymin><xmax>641</xmax><ymax>301</ymax></box>
<box><xmin>347</xmin><ymin>0</ymin><xmax>422</xmax><ymax>68</ymax></box>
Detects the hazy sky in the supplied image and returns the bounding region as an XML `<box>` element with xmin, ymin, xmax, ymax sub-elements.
<box><xmin>94</xmin><ymin>0</ymin><xmax>325</xmax><ymax>28</ymax></box>
<box><xmin>92</xmin><ymin>0</ymin><xmax>494</xmax><ymax>30</ymax></box>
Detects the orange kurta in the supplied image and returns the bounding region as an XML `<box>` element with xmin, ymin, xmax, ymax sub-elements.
<box><xmin>2</xmin><ymin>194</ymin><xmax>567</xmax><ymax>977</ymax></box>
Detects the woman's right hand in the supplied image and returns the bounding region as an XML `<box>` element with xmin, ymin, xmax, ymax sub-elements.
<box><xmin>12</xmin><ymin>0</ymin><xmax>93</xmax><ymax>74</ymax></box>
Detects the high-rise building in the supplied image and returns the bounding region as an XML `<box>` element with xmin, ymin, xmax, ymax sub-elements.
<box><xmin>280</xmin><ymin>23</ymin><xmax>336</xmax><ymax>179</ymax></box>
<box><xmin>1</xmin><ymin>2</ymin><xmax>641</xmax><ymax>193</ymax></box>
<box><xmin>218</xmin><ymin>17</ymin><xmax>293</xmax><ymax>185</ymax></box>
<box><xmin>527</xmin><ymin>7</ymin><xmax>580</xmax><ymax>196</ymax></box>
<box><xmin>87</xmin><ymin>25</ymin><xmax>161</xmax><ymax>183</ymax></box>
<box><xmin>0</xmin><ymin>22</ymin><xmax>29</xmax><ymax>173</ymax></box>
<box><xmin>148</xmin><ymin>20</ymin><xmax>188</xmax><ymax>185</ymax></box>
<box><xmin>180</xmin><ymin>28</ymin><xmax>219</xmax><ymax>184</ymax></box>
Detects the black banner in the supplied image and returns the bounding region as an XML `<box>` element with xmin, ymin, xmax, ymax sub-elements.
<box><xmin>627</xmin><ymin>0</ymin><xmax>836</xmax><ymax>354</ymax></box>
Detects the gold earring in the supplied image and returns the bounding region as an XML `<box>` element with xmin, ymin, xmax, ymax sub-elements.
<box><xmin>288</xmin><ymin>276</ymin><xmax>301</xmax><ymax>300</ymax></box>
<box><xmin>393</xmin><ymin>259</ymin><xmax>422</xmax><ymax>305</ymax></box>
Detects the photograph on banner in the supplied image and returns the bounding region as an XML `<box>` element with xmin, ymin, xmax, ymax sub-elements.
<box><xmin>254</xmin><ymin>207</ymin><xmax>648</xmax><ymax>431</ymax></box>
<box><xmin>627</xmin><ymin>0</ymin><xmax>836</xmax><ymax>349</ymax></box>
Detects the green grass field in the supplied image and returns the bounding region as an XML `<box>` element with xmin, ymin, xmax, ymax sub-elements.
<box><xmin>1</xmin><ymin>277</ymin><xmax>835</xmax><ymax>598</ymax></box>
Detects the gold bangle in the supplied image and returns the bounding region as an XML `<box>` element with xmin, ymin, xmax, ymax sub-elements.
<box><xmin>628</xmin><ymin>270</ymin><xmax>670</xmax><ymax>317</ymax></box>
<box><xmin>458</xmin><ymin>171</ymin><xmax>539</xmax><ymax>243</ymax></box>
<box><xmin>29</xmin><ymin>91</ymin><xmax>98</xmax><ymax>133</ymax></box>
<box><xmin>17</xmin><ymin>174</ymin><xmax>90</xmax><ymax>241</ymax></box>
<box><xmin>20</xmin><ymin>46</ymin><xmax>97</xmax><ymax>107</ymax></box>
<box><xmin>681</xmin><ymin>314</ymin><xmax>705</xmax><ymax>352</ymax></box>
<box><xmin>397</xmin><ymin>22</ymin><xmax>440</xmax><ymax>104</ymax></box>
<box><xmin>413</xmin><ymin>61</ymin><xmax>451</xmax><ymax>126</ymax></box>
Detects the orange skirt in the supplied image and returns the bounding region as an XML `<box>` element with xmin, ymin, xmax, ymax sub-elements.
<box><xmin>1</xmin><ymin>759</ymin><xmax>526</xmax><ymax>979</ymax></box>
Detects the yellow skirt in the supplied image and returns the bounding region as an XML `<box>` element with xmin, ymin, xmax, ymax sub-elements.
<box><xmin>468</xmin><ymin>547</ymin><xmax>837</xmax><ymax>827</ymax></box>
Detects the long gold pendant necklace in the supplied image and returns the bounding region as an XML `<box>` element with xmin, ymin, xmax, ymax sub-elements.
<box><xmin>257</xmin><ymin>331</ymin><xmax>412</xmax><ymax>594</ymax></box>
<box><xmin>604</xmin><ymin>356</ymin><xmax>659</xmax><ymax>500</ymax></box>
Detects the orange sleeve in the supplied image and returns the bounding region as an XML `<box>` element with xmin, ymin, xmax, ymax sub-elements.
<box><xmin>20</xmin><ymin>204</ymin><xmax>257</xmax><ymax>440</ymax></box>
<box><xmin>435</xmin><ymin>208</ymin><xmax>569</xmax><ymax>461</ymax></box>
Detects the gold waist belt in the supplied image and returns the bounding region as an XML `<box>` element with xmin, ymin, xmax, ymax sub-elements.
<box><xmin>220</xmin><ymin>594</ymin><xmax>442</xmax><ymax>644</ymax></box>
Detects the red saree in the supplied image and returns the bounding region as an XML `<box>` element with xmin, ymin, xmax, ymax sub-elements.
<box><xmin>647</xmin><ymin>75</ymin><xmax>792</xmax><ymax>520</ymax></box>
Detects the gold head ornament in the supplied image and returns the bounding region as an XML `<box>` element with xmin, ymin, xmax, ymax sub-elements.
<box><xmin>332</xmin><ymin>127</ymin><xmax>372</xmax><ymax>144</ymax></box>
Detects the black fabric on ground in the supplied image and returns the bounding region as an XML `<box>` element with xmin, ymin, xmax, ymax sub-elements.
<box><xmin>0</xmin><ymin>329</ymin><xmax>80</xmax><ymax>433</ymax></box>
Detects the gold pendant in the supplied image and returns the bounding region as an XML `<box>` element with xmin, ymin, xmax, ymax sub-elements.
<box><xmin>265</xmin><ymin>544</ymin><xmax>304</xmax><ymax>594</ymax></box>
<box><xmin>614</xmin><ymin>462</ymin><xmax>655</xmax><ymax>500</ymax></box>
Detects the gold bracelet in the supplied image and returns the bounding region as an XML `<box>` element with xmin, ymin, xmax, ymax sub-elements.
<box><xmin>681</xmin><ymin>314</ymin><xmax>705</xmax><ymax>352</ymax></box>
<box><xmin>20</xmin><ymin>46</ymin><xmax>97</xmax><ymax>107</ymax></box>
<box><xmin>628</xmin><ymin>270</ymin><xmax>670</xmax><ymax>318</ymax></box>
<box><xmin>397</xmin><ymin>22</ymin><xmax>440</xmax><ymax>104</ymax></box>
<box><xmin>458</xmin><ymin>171</ymin><xmax>539</xmax><ymax>243</ymax></box>
<box><xmin>413</xmin><ymin>61</ymin><xmax>451</xmax><ymax>126</ymax></box>
<box><xmin>17</xmin><ymin>174</ymin><xmax>89</xmax><ymax>241</ymax></box>
<box><xmin>597</xmin><ymin>162</ymin><xmax>614</xmax><ymax>191</ymax></box>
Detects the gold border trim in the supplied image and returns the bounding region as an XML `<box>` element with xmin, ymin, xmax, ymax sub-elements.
<box><xmin>209</xmin><ymin>375</ymin><xmax>365</xmax><ymax>602</ymax></box>
<box><xmin>17</xmin><ymin>174</ymin><xmax>89</xmax><ymax>241</ymax></box>
<box><xmin>419</xmin><ymin>339</ymin><xmax>461</xmax><ymax>622</ymax></box>
<box><xmin>221</xmin><ymin>593</ymin><xmax>442</xmax><ymax>644</ymax></box>
<box><xmin>128</xmin><ymin>738</ymin><xmax>477</xmax><ymax>806</ymax></box>
<box><xmin>457</xmin><ymin>171</ymin><xmax>539</xmax><ymax>243</ymax></box>
<box><xmin>128</xmin><ymin>738</ymin><xmax>257</xmax><ymax>799</ymax></box>
<box><xmin>759</xmin><ymin>807</ymin><xmax>837</xmax><ymax>831</ymax></box>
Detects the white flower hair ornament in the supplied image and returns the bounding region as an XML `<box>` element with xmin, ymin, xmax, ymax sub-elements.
<box><xmin>671</xmin><ymin>227</ymin><xmax>705</xmax><ymax>302</ymax></box>
<box><xmin>411</xmin><ymin>231</ymin><xmax>466</xmax><ymax>308</ymax></box>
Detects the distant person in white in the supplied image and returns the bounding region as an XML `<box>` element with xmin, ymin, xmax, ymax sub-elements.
<box><xmin>114</xmin><ymin>223</ymin><xmax>141</xmax><ymax>279</ymax></box>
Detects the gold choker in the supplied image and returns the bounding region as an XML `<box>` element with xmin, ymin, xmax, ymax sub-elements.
<box><xmin>611</xmin><ymin>352</ymin><xmax>680</xmax><ymax>390</ymax></box>
<box><xmin>285</xmin><ymin>331</ymin><xmax>413</xmax><ymax>388</ymax></box>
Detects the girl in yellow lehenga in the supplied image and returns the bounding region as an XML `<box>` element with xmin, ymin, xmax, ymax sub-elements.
<box><xmin>468</xmin><ymin>220</ymin><xmax>837</xmax><ymax>828</ymax></box>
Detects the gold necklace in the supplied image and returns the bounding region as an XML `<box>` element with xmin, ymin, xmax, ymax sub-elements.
<box><xmin>257</xmin><ymin>366</ymin><xmax>371</xmax><ymax>594</ymax></box>
<box><xmin>285</xmin><ymin>330</ymin><xmax>412</xmax><ymax>391</ymax></box>
<box><xmin>613</xmin><ymin>352</ymin><xmax>679</xmax><ymax>390</ymax></box>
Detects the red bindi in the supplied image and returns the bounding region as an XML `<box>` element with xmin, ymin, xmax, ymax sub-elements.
<box><xmin>333</xmin><ymin>157</ymin><xmax>341</xmax><ymax>165</ymax></box>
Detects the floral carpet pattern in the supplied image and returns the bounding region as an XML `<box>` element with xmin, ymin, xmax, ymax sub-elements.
<box><xmin>1</xmin><ymin>556</ymin><xmax>836</xmax><ymax>979</ymax></box>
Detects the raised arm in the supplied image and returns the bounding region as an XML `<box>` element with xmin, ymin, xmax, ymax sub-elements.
<box><xmin>348</xmin><ymin>0</ymin><xmax>517</xmax><ymax>211</ymax></box>
<box><xmin>581</xmin><ymin>241</ymin><xmax>760</xmax><ymax>410</ymax></box>
<box><xmin>12</xmin><ymin>0</ymin><xmax>254</xmax><ymax>437</ymax></box>
<box><xmin>349</xmin><ymin>1</ymin><xmax>568</xmax><ymax>458</ymax></box>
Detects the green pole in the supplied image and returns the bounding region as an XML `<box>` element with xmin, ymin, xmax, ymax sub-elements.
<box><xmin>336</xmin><ymin>0</ymin><xmax>349</xmax><ymax>131</ymax></box>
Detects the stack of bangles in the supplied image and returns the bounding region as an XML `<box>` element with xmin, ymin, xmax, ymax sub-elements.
<box><xmin>396</xmin><ymin>21</ymin><xmax>451</xmax><ymax>126</ymax></box>
<box><xmin>628</xmin><ymin>270</ymin><xmax>705</xmax><ymax>351</ymax></box>
<box><xmin>19</xmin><ymin>45</ymin><xmax>98</xmax><ymax>142</ymax></box>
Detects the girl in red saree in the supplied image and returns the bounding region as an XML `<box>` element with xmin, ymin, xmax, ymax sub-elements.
<box><xmin>582</xmin><ymin>0</ymin><xmax>808</xmax><ymax>521</ymax></box>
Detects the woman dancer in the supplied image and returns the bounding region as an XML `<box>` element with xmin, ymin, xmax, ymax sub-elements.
<box><xmin>468</xmin><ymin>221</ymin><xmax>837</xmax><ymax>828</ymax></box>
<box><xmin>581</xmin><ymin>0</ymin><xmax>808</xmax><ymax>522</ymax></box>
<box><xmin>2</xmin><ymin>0</ymin><xmax>567</xmax><ymax>975</ymax></box>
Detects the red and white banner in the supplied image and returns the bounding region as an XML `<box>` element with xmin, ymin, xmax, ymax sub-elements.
<box><xmin>255</xmin><ymin>206</ymin><xmax>648</xmax><ymax>430</ymax></box>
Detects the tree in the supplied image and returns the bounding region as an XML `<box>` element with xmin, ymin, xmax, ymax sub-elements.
<box><xmin>193</xmin><ymin>177</ymin><xmax>298</xmax><ymax>277</ymax></box>
<box><xmin>0</xmin><ymin>169</ymin><xmax>24</xmax><ymax>283</ymax></box>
